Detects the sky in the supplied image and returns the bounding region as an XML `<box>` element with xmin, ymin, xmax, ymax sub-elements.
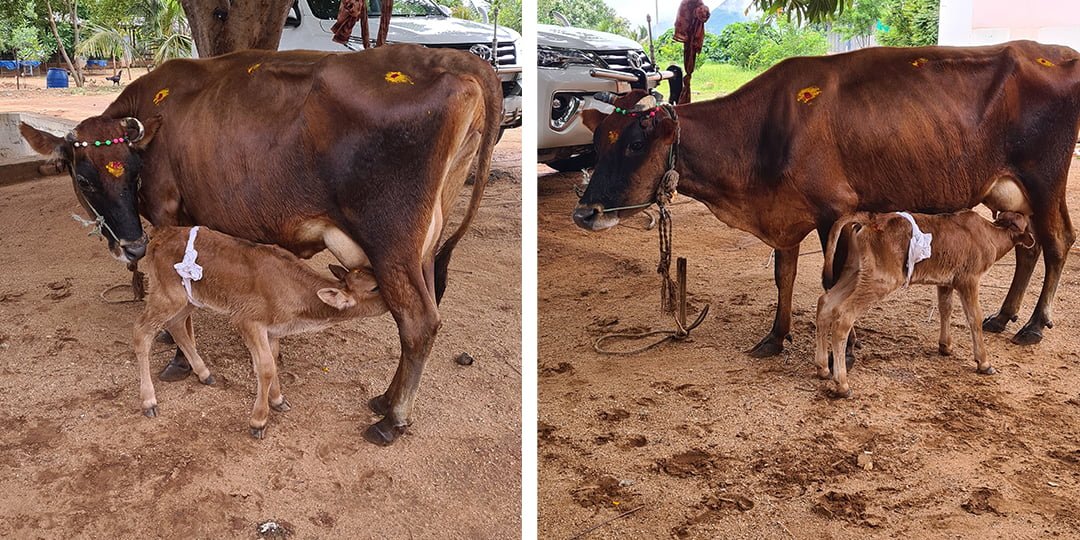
<box><xmin>603</xmin><ymin>0</ymin><xmax>754</xmax><ymax>29</ymax></box>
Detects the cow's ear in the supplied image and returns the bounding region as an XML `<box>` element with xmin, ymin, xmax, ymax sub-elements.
<box><xmin>328</xmin><ymin>264</ymin><xmax>350</xmax><ymax>281</ymax></box>
<box><xmin>581</xmin><ymin>109</ymin><xmax>607</xmax><ymax>133</ymax></box>
<box><xmin>317</xmin><ymin>288</ymin><xmax>356</xmax><ymax>310</ymax></box>
<box><xmin>19</xmin><ymin>123</ymin><xmax>67</xmax><ymax>161</ymax></box>
<box><xmin>123</xmin><ymin>115</ymin><xmax>162</xmax><ymax>150</ymax></box>
<box><xmin>653</xmin><ymin>116</ymin><xmax>678</xmax><ymax>144</ymax></box>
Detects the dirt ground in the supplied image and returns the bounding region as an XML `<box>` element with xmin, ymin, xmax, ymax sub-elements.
<box><xmin>0</xmin><ymin>82</ymin><xmax>522</xmax><ymax>538</ymax></box>
<box><xmin>538</xmin><ymin>162</ymin><xmax>1080</xmax><ymax>539</ymax></box>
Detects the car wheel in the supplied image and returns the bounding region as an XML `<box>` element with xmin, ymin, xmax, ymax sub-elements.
<box><xmin>545</xmin><ymin>152</ymin><xmax>596</xmax><ymax>173</ymax></box>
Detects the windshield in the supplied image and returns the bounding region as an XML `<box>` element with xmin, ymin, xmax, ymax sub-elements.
<box><xmin>309</xmin><ymin>0</ymin><xmax>443</xmax><ymax>19</ymax></box>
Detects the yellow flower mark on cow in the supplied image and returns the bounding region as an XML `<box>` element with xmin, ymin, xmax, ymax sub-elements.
<box><xmin>607</xmin><ymin>130</ymin><xmax>619</xmax><ymax>145</ymax></box>
<box><xmin>384</xmin><ymin>71</ymin><xmax>414</xmax><ymax>85</ymax></box>
<box><xmin>153</xmin><ymin>88</ymin><xmax>170</xmax><ymax>106</ymax></box>
<box><xmin>105</xmin><ymin>161</ymin><xmax>125</xmax><ymax>177</ymax></box>
<box><xmin>911</xmin><ymin>57</ymin><xmax>929</xmax><ymax>68</ymax></box>
<box><xmin>1036</xmin><ymin>57</ymin><xmax>1055</xmax><ymax>67</ymax></box>
<box><xmin>796</xmin><ymin>86</ymin><xmax>821</xmax><ymax>105</ymax></box>
<box><xmin>247</xmin><ymin>63</ymin><xmax>262</xmax><ymax>74</ymax></box>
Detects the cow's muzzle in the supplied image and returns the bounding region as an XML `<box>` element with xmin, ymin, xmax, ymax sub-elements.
<box><xmin>117</xmin><ymin>236</ymin><xmax>148</xmax><ymax>263</ymax></box>
<box><xmin>572</xmin><ymin>204</ymin><xmax>620</xmax><ymax>231</ymax></box>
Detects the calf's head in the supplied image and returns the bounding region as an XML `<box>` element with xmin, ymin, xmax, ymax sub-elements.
<box><xmin>317</xmin><ymin>265</ymin><xmax>386</xmax><ymax>314</ymax></box>
<box><xmin>993</xmin><ymin>211</ymin><xmax>1036</xmax><ymax>248</ymax></box>
<box><xmin>20</xmin><ymin>115</ymin><xmax>160</xmax><ymax>263</ymax></box>
<box><xmin>572</xmin><ymin>90</ymin><xmax>678</xmax><ymax>231</ymax></box>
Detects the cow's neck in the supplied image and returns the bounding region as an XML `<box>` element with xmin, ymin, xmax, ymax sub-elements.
<box><xmin>668</xmin><ymin>96</ymin><xmax>816</xmax><ymax>249</ymax></box>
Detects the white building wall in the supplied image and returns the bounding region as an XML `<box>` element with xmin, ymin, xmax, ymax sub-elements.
<box><xmin>939</xmin><ymin>0</ymin><xmax>1080</xmax><ymax>50</ymax></box>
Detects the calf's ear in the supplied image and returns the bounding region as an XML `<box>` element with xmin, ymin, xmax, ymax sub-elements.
<box><xmin>581</xmin><ymin>109</ymin><xmax>607</xmax><ymax>133</ymax></box>
<box><xmin>317</xmin><ymin>288</ymin><xmax>357</xmax><ymax>310</ymax></box>
<box><xmin>328</xmin><ymin>264</ymin><xmax>350</xmax><ymax>281</ymax></box>
<box><xmin>19</xmin><ymin>123</ymin><xmax>68</xmax><ymax>161</ymax></box>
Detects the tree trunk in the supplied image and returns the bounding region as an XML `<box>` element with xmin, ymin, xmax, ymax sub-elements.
<box><xmin>43</xmin><ymin>0</ymin><xmax>83</xmax><ymax>87</ymax></box>
<box><xmin>179</xmin><ymin>0</ymin><xmax>293</xmax><ymax>57</ymax></box>
<box><xmin>70</xmin><ymin>0</ymin><xmax>84</xmax><ymax>85</ymax></box>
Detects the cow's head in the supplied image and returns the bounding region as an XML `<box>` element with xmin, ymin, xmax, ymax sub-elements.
<box><xmin>20</xmin><ymin>115</ymin><xmax>160</xmax><ymax>263</ymax></box>
<box><xmin>994</xmin><ymin>211</ymin><xmax>1036</xmax><ymax>248</ymax></box>
<box><xmin>572</xmin><ymin>90</ymin><xmax>678</xmax><ymax>231</ymax></box>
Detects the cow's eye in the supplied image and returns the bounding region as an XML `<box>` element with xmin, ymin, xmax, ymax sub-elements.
<box><xmin>76</xmin><ymin>175</ymin><xmax>95</xmax><ymax>192</ymax></box>
<box><xmin>628</xmin><ymin>141</ymin><xmax>645</xmax><ymax>153</ymax></box>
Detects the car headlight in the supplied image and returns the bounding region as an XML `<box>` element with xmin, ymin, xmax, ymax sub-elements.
<box><xmin>538</xmin><ymin>47</ymin><xmax>602</xmax><ymax>69</ymax></box>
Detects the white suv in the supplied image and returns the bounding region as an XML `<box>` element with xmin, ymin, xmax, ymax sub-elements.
<box><xmin>279</xmin><ymin>0</ymin><xmax>523</xmax><ymax>130</ymax></box>
<box><xmin>537</xmin><ymin>22</ymin><xmax>673</xmax><ymax>171</ymax></box>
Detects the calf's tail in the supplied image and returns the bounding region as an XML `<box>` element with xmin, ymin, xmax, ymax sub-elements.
<box><xmin>823</xmin><ymin>212</ymin><xmax>871</xmax><ymax>288</ymax></box>
<box><xmin>433</xmin><ymin>70</ymin><xmax>502</xmax><ymax>305</ymax></box>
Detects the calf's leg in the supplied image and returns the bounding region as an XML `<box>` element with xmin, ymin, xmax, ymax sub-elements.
<box><xmin>133</xmin><ymin>300</ymin><xmax>187</xmax><ymax>417</ymax></box>
<box><xmin>240</xmin><ymin>324</ymin><xmax>278</xmax><ymax>439</ymax></box>
<box><xmin>267</xmin><ymin>337</ymin><xmax>290</xmax><ymax>412</ymax></box>
<box><xmin>164</xmin><ymin>309</ymin><xmax>214</xmax><ymax>385</ymax></box>
<box><xmin>158</xmin><ymin>313</ymin><xmax>194</xmax><ymax>383</ymax></box>
<box><xmin>937</xmin><ymin>286</ymin><xmax>954</xmax><ymax>356</ymax></box>
<box><xmin>957</xmin><ymin>280</ymin><xmax>995</xmax><ymax>375</ymax></box>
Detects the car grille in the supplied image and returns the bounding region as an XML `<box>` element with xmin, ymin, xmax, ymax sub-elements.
<box><xmin>594</xmin><ymin>49</ymin><xmax>654</xmax><ymax>74</ymax></box>
<box><xmin>431</xmin><ymin>42</ymin><xmax>518</xmax><ymax>67</ymax></box>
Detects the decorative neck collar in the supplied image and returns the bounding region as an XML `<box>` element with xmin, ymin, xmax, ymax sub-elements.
<box><xmin>71</xmin><ymin>136</ymin><xmax>129</xmax><ymax>148</ymax></box>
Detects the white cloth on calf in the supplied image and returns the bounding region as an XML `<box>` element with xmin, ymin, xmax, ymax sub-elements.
<box><xmin>173</xmin><ymin>226</ymin><xmax>205</xmax><ymax>307</ymax></box>
<box><xmin>895</xmin><ymin>212</ymin><xmax>932</xmax><ymax>288</ymax></box>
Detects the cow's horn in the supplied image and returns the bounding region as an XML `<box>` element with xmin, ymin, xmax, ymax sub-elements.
<box><xmin>593</xmin><ymin>92</ymin><xmax>617</xmax><ymax>105</ymax></box>
<box><xmin>633</xmin><ymin>94</ymin><xmax>657</xmax><ymax>111</ymax></box>
<box><xmin>122</xmin><ymin>117</ymin><xmax>145</xmax><ymax>142</ymax></box>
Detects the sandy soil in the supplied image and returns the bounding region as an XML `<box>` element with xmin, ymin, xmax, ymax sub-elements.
<box><xmin>0</xmin><ymin>85</ymin><xmax>522</xmax><ymax>538</ymax></box>
<box><xmin>538</xmin><ymin>162</ymin><xmax>1080</xmax><ymax>538</ymax></box>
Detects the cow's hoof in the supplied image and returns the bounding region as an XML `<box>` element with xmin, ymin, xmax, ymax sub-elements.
<box><xmin>158</xmin><ymin>353</ymin><xmax>192</xmax><ymax>382</ymax></box>
<box><xmin>368</xmin><ymin>394</ymin><xmax>391</xmax><ymax>416</ymax></box>
<box><xmin>977</xmin><ymin>365</ymin><xmax>997</xmax><ymax>376</ymax></box>
<box><xmin>746</xmin><ymin>335</ymin><xmax>784</xmax><ymax>358</ymax></box>
<box><xmin>271</xmin><ymin>398</ymin><xmax>291</xmax><ymax>413</ymax></box>
<box><xmin>938</xmin><ymin>343</ymin><xmax>953</xmax><ymax>356</ymax></box>
<box><xmin>154</xmin><ymin>331</ymin><xmax>175</xmax><ymax>345</ymax></box>
<box><xmin>982</xmin><ymin>312</ymin><xmax>1016</xmax><ymax>333</ymax></box>
<box><xmin>828</xmin><ymin>387</ymin><xmax>853</xmax><ymax>399</ymax></box>
<box><xmin>199</xmin><ymin>374</ymin><xmax>215</xmax><ymax>386</ymax></box>
<box><xmin>363</xmin><ymin>418</ymin><xmax>405</xmax><ymax>446</ymax></box>
<box><xmin>249</xmin><ymin>426</ymin><xmax>266</xmax><ymax>440</ymax></box>
<box><xmin>143</xmin><ymin>406</ymin><xmax>158</xmax><ymax>418</ymax></box>
<box><xmin>1011</xmin><ymin>327</ymin><xmax>1043</xmax><ymax>346</ymax></box>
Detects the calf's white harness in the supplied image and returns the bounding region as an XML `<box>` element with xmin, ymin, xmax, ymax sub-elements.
<box><xmin>173</xmin><ymin>226</ymin><xmax>205</xmax><ymax>307</ymax></box>
<box><xmin>895</xmin><ymin>211</ymin><xmax>933</xmax><ymax>287</ymax></box>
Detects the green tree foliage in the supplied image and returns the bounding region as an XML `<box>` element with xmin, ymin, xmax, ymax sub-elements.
<box><xmin>0</xmin><ymin>3</ymin><xmax>55</xmax><ymax>61</ymax></box>
<box><xmin>829</xmin><ymin>0</ymin><xmax>883</xmax><ymax>46</ymax></box>
<box><xmin>538</xmin><ymin>0</ymin><xmax>631</xmax><ymax>37</ymax></box>
<box><xmin>877</xmin><ymin>0</ymin><xmax>938</xmax><ymax>46</ymax></box>
<box><xmin>751</xmin><ymin>0</ymin><xmax>853</xmax><ymax>24</ymax></box>
<box><xmin>490</xmin><ymin>0</ymin><xmax>522</xmax><ymax>32</ymax></box>
<box><xmin>716</xmin><ymin>19</ymin><xmax>827</xmax><ymax>70</ymax></box>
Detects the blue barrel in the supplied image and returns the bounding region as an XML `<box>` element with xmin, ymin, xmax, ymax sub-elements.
<box><xmin>46</xmin><ymin>68</ymin><xmax>68</xmax><ymax>88</ymax></box>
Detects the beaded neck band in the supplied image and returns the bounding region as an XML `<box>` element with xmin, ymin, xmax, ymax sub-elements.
<box><xmin>612</xmin><ymin>106</ymin><xmax>659</xmax><ymax>118</ymax></box>
<box><xmin>72</xmin><ymin>136</ymin><xmax>128</xmax><ymax>148</ymax></box>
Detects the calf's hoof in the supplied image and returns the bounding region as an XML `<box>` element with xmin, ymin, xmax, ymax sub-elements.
<box><xmin>363</xmin><ymin>417</ymin><xmax>406</xmax><ymax>446</ymax></box>
<box><xmin>154</xmin><ymin>331</ymin><xmax>175</xmax><ymax>345</ymax></box>
<box><xmin>1011</xmin><ymin>327</ymin><xmax>1043</xmax><ymax>346</ymax></box>
<box><xmin>816</xmin><ymin>367</ymin><xmax>831</xmax><ymax>380</ymax></box>
<box><xmin>368</xmin><ymin>393</ymin><xmax>391</xmax><ymax>416</ymax></box>
<box><xmin>249</xmin><ymin>426</ymin><xmax>266</xmax><ymax>440</ymax></box>
<box><xmin>938</xmin><ymin>343</ymin><xmax>953</xmax><ymax>356</ymax></box>
<box><xmin>982</xmin><ymin>312</ymin><xmax>1016</xmax><ymax>334</ymax></box>
<box><xmin>271</xmin><ymin>397</ymin><xmax>292</xmax><ymax>413</ymax></box>
<box><xmin>977</xmin><ymin>365</ymin><xmax>997</xmax><ymax>376</ymax></box>
<box><xmin>828</xmin><ymin>387</ymin><xmax>853</xmax><ymax>399</ymax></box>
<box><xmin>199</xmin><ymin>374</ymin><xmax>215</xmax><ymax>386</ymax></box>
<box><xmin>143</xmin><ymin>406</ymin><xmax>158</xmax><ymax>418</ymax></box>
<box><xmin>158</xmin><ymin>352</ymin><xmax>192</xmax><ymax>382</ymax></box>
<box><xmin>746</xmin><ymin>334</ymin><xmax>789</xmax><ymax>358</ymax></box>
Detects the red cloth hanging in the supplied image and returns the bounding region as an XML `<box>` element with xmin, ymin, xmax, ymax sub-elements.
<box><xmin>673</xmin><ymin>0</ymin><xmax>710</xmax><ymax>104</ymax></box>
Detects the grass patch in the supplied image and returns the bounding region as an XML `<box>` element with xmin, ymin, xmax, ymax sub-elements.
<box><xmin>685</xmin><ymin>63</ymin><xmax>764</xmax><ymax>101</ymax></box>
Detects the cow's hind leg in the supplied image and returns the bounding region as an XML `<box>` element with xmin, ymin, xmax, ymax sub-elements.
<box><xmin>366</xmin><ymin>259</ymin><xmax>441</xmax><ymax>446</ymax></box>
<box><xmin>748</xmin><ymin>245</ymin><xmax>799</xmax><ymax>358</ymax></box>
<box><xmin>983</xmin><ymin>242</ymin><xmax>1039</xmax><ymax>333</ymax></box>
<box><xmin>1014</xmin><ymin>197</ymin><xmax>1075</xmax><ymax>345</ymax></box>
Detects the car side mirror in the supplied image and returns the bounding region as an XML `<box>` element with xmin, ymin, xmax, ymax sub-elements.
<box><xmin>437</xmin><ymin>4</ymin><xmax>452</xmax><ymax>16</ymax></box>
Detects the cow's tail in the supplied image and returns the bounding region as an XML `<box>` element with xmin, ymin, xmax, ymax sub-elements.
<box><xmin>823</xmin><ymin>212</ymin><xmax>870</xmax><ymax>288</ymax></box>
<box><xmin>433</xmin><ymin>71</ymin><xmax>502</xmax><ymax>304</ymax></box>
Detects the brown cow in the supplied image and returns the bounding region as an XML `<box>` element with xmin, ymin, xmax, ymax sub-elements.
<box><xmin>815</xmin><ymin>211</ymin><xmax>1033</xmax><ymax>397</ymax></box>
<box><xmin>574</xmin><ymin>41</ymin><xmax>1080</xmax><ymax>363</ymax></box>
<box><xmin>20</xmin><ymin>44</ymin><xmax>502</xmax><ymax>445</ymax></box>
<box><xmin>135</xmin><ymin>226</ymin><xmax>388</xmax><ymax>438</ymax></box>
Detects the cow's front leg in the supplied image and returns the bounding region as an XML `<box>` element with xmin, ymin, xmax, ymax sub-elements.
<box><xmin>747</xmin><ymin>246</ymin><xmax>798</xmax><ymax>358</ymax></box>
<box><xmin>158</xmin><ymin>314</ymin><xmax>193</xmax><ymax>382</ymax></box>
<box><xmin>366</xmin><ymin>259</ymin><xmax>441</xmax><ymax>446</ymax></box>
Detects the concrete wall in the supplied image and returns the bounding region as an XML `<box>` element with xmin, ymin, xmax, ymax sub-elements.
<box><xmin>939</xmin><ymin>0</ymin><xmax>1080</xmax><ymax>50</ymax></box>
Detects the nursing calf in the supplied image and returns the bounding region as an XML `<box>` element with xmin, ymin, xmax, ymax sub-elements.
<box><xmin>134</xmin><ymin>226</ymin><xmax>388</xmax><ymax>438</ymax></box>
<box><xmin>815</xmin><ymin>211</ymin><xmax>1033</xmax><ymax>397</ymax></box>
